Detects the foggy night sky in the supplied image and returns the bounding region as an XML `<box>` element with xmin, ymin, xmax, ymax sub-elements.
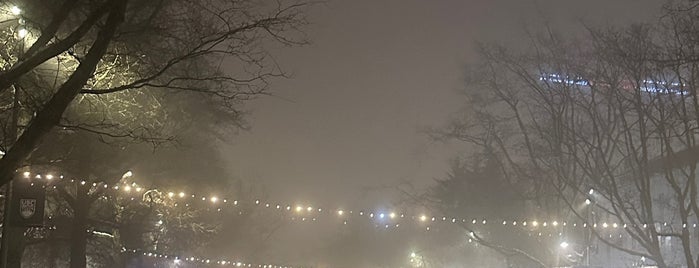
<box><xmin>220</xmin><ymin>0</ymin><xmax>661</xmax><ymax>210</ymax></box>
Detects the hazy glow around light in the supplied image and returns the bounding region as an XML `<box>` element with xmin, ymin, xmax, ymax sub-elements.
<box><xmin>10</xmin><ymin>6</ymin><xmax>21</xmax><ymax>15</ymax></box>
<box><xmin>560</xmin><ymin>241</ymin><xmax>569</xmax><ymax>249</ymax></box>
<box><xmin>17</xmin><ymin>28</ymin><xmax>27</xmax><ymax>38</ymax></box>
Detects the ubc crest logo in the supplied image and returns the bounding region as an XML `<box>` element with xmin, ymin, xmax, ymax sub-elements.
<box><xmin>19</xmin><ymin>198</ymin><xmax>36</xmax><ymax>219</ymax></box>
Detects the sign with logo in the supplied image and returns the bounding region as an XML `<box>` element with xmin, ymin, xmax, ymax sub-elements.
<box><xmin>10</xmin><ymin>180</ymin><xmax>46</xmax><ymax>227</ymax></box>
<box><xmin>19</xmin><ymin>198</ymin><xmax>36</xmax><ymax>219</ymax></box>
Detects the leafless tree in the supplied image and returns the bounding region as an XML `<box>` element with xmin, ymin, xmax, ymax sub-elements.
<box><xmin>439</xmin><ymin>3</ymin><xmax>699</xmax><ymax>268</ymax></box>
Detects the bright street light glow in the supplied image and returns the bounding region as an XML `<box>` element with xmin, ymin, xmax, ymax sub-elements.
<box><xmin>560</xmin><ymin>241</ymin><xmax>569</xmax><ymax>249</ymax></box>
<box><xmin>585</xmin><ymin>198</ymin><xmax>591</xmax><ymax>205</ymax></box>
<box><xmin>588</xmin><ymin>188</ymin><xmax>594</xmax><ymax>195</ymax></box>
<box><xmin>10</xmin><ymin>6</ymin><xmax>21</xmax><ymax>15</ymax></box>
<box><xmin>17</xmin><ymin>28</ymin><xmax>27</xmax><ymax>38</ymax></box>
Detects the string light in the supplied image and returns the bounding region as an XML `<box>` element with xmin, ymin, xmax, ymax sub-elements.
<box><xmin>127</xmin><ymin>248</ymin><xmax>302</xmax><ymax>268</ymax></box>
<box><xmin>14</xmin><ymin>171</ymin><xmax>699</xmax><ymax>237</ymax></box>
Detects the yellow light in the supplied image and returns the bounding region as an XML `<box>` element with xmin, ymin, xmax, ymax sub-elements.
<box><xmin>167</xmin><ymin>192</ymin><xmax>174</xmax><ymax>198</ymax></box>
<box><xmin>210</xmin><ymin>197</ymin><xmax>218</xmax><ymax>203</ymax></box>
<box><xmin>420</xmin><ymin>215</ymin><xmax>427</xmax><ymax>222</ymax></box>
<box><xmin>532</xmin><ymin>221</ymin><xmax>539</xmax><ymax>227</ymax></box>
<box><xmin>135</xmin><ymin>187</ymin><xmax>143</xmax><ymax>192</ymax></box>
<box><xmin>124</xmin><ymin>185</ymin><xmax>132</xmax><ymax>192</ymax></box>
<box><xmin>22</xmin><ymin>172</ymin><xmax>30</xmax><ymax>178</ymax></box>
<box><xmin>178</xmin><ymin>192</ymin><xmax>185</xmax><ymax>198</ymax></box>
<box><xmin>46</xmin><ymin>175</ymin><xmax>53</xmax><ymax>180</ymax></box>
<box><xmin>389</xmin><ymin>212</ymin><xmax>396</xmax><ymax>219</ymax></box>
<box><xmin>295</xmin><ymin>206</ymin><xmax>303</xmax><ymax>212</ymax></box>
<box><xmin>307</xmin><ymin>206</ymin><xmax>313</xmax><ymax>212</ymax></box>
<box><xmin>552</xmin><ymin>221</ymin><xmax>558</xmax><ymax>226</ymax></box>
<box><xmin>337</xmin><ymin>210</ymin><xmax>344</xmax><ymax>216</ymax></box>
<box><xmin>10</xmin><ymin>6</ymin><xmax>21</xmax><ymax>15</ymax></box>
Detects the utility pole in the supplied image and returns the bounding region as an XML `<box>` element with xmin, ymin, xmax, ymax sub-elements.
<box><xmin>0</xmin><ymin>84</ymin><xmax>21</xmax><ymax>268</ymax></box>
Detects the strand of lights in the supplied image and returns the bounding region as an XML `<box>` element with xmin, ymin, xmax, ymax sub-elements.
<box><xmin>16</xmin><ymin>171</ymin><xmax>699</xmax><ymax>233</ymax></box>
<box><xmin>124</xmin><ymin>248</ymin><xmax>303</xmax><ymax>268</ymax></box>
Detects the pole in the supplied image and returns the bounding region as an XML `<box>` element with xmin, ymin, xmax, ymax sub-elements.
<box><xmin>0</xmin><ymin>84</ymin><xmax>21</xmax><ymax>268</ymax></box>
<box><xmin>0</xmin><ymin>181</ymin><xmax>12</xmax><ymax>268</ymax></box>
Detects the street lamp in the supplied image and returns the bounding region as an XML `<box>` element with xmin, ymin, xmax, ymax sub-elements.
<box><xmin>409</xmin><ymin>251</ymin><xmax>425</xmax><ymax>267</ymax></box>
<box><xmin>559</xmin><ymin>240</ymin><xmax>590</xmax><ymax>266</ymax></box>
<box><xmin>10</xmin><ymin>6</ymin><xmax>21</xmax><ymax>15</ymax></box>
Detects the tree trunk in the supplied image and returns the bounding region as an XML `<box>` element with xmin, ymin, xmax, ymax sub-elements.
<box><xmin>5</xmin><ymin>227</ymin><xmax>24</xmax><ymax>268</ymax></box>
<box><xmin>69</xmin><ymin>200</ymin><xmax>88</xmax><ymax>268</ymax></box>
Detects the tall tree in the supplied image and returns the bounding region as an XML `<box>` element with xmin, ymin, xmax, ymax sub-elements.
<box><xmin>441</xmin><ymin>3</ymin><xmax>699</xmax><ymax>267</ymax></box>
<box><xmin>0</xmin><ymin>0</ymin><xmax>311</xmax><ymax>186</ymax></box>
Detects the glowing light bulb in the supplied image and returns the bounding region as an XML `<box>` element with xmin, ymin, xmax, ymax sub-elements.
<box><xmin>178</xmin><ymin>192</ymin><xmax>185</xmax><ymax>198</ymax></box>
<box><xmin>420</xmin><ymin>215</ymin><xmax>427</xmax><ymax>222</ymax></box>
<box><xmin>560</xmin><ymin>241</ymin><xmax>569</xmax><ymax>249</ymax></box>
<box><xmin>168</xmin><ymin>192</ymin><xmax>174</xmax><ymax>198</ymax></box>
<box><xmin>22</xmin><ymin>172</ymin><xmax>30</xmax><ymax>178</ymax></box>
<box><xmin>124</xmin><ymin>185</ymin><xmax>132</xmax><ymax>192</ymax></box>
<box><xmin>46</xmin><ymin>175</ymin><xmax>53</xmax><ymax>180</ymax></box>
<box><xmin>210</xmin><ymin>196</ymin><xmax>218</xmax><ymax>203</ymax></box>
<box><xmin>337</xmin><ymin>210</ymin><xmax>344</xmax><ymax>216</ymax></box>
